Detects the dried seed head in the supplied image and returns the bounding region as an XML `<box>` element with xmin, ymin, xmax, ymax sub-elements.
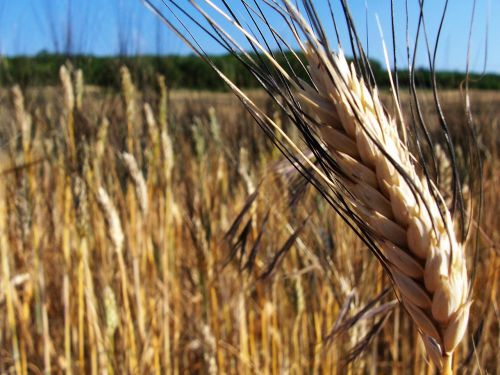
<box><xmin>95</xmin><ymin>117</ymin><xmax>110</xmax><ymax>164</ymax></box>
<box><xmin>73</xmin><ymin>176</ymin><xmax>90</xmax><ymax>236</ymax></box>
<box><xmin>60</xmin><ymin>66</ymin><xmax>74</xmax><ymax>112</ymax></box>
<box><xmin>11</xmin><ymin>85</ymin><xmax>32</xmax><ymax>152</ymax></box>
<box><xmin>74</xmin><ymin>69</ymin><xmax>84</xmax><ymax>111</ymax></box>
<box><xmin>96</xmin><ymin>187</ymin><xmax>124</xmax><ymax>252</ymax></box>
<box><xmin>121</xmin><ymin>66</ymin><xmax>136</xmax><ymax>121</ymax></box>
<box><xmin>103</xmin><ymin>286</ymin><xmax>119</xmax><ymax>338</ymax></box>
<box><xmin>161</xmin><ymin>129</ymin><xmax>174</xmax><ymax>181</ymax></box>
<box><xmin>238</xmin><ymin>147</ymin><xmax>255</xmax><ymax>193</ymax></box>
<box><xmin>144</xmin><ymin>103</ymin><xmax>159</xmax><ymax>144</ymax></box>
<box><xmin>157</xmin><ymin>74</ymin><xmax>168</xmax><ymax>129</ymax></box>
<box><xmin>121</xmin><ymin>152</ymin><xmax>148</xmax><ymax>215</ymax></box>
<box><xmin>301</xmin><ymin>50</ymin><xmax>470</xmax><ymax>368</ymax></box>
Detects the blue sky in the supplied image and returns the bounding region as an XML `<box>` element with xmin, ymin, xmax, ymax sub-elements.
<box><xmin>0</xmin><ymin>0</ymin><xmax>497</xmax><ymax>73</ymax></box>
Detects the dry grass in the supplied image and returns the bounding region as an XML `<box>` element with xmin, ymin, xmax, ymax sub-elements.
<box><xmin>0</xmin><ymin>67</ymin><xmax>498</xmax><ymax>374</ymax></box>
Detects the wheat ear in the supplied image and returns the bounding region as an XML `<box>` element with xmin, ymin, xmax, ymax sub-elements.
<box><xmin>146</xmin><ymin>0</ymin><xmax>474</xmax><ymax>372</ymax></box>
<box><xmin>299</xmin><ymin>47</ymin><xmax>469</xmax><ymax>373</ymax></box>
<box><xmin>121</xmin><ymin>152</ymin><xmax>149</xmax><ymax>216</ymax></box>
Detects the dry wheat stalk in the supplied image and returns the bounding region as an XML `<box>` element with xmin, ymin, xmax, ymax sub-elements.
<box><xmin>95</xmin><ymin>186</ymin><xmax>139</xmax><ymax>371</ymax></box>
<box><xmin>146</xmin><ymin>0</ymin><xmax>480</xmax><ymax>372</ymax></box>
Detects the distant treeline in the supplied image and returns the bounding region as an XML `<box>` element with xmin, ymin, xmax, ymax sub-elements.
<box><xmin>1</xmin><ymin>51</ymin><xmax>499</xmax><ymax>90</ymax></box>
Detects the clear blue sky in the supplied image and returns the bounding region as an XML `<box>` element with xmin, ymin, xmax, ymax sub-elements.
<box><xmin>0</xmin><ymin>0</ymin><xmax>497</xmax><ymax>73</ymax></box>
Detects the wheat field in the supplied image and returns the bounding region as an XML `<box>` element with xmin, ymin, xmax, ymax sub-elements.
<box><xmin>0</xmin><ymin>66</ymin><xmax>498</xmax><ymax>374</ymax></box>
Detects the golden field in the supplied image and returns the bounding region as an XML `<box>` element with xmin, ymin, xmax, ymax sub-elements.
<box><xmin>0</xmin><ymin>67</ymin><xmax>498</xmax><ymax>374</ymax></box>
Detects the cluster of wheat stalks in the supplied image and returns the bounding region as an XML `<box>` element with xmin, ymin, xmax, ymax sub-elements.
<box><xmin>0</xmin><ymin>62</ymin><xmax>498</xmax><ymax>374</ymax></box>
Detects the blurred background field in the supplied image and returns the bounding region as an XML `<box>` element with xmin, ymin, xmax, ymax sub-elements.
<box><xmin>0</xmin><ymin>64</ymin><xmax>498</xmax><ymax>374</ymax></box>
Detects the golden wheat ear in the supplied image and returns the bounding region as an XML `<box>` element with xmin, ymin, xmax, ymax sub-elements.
<box><xmin>145</xmin><ymin>0</ymin><xmax>482</xmax><ymax>372</ymax></box>
<box><xmin>299</xmin><ymin>45</ymin><xmax>470</xmax><ymax>373</ymax></box>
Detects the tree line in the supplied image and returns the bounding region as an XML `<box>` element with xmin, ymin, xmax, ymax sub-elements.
<box><xmin>1</xmin><ymin>51</ymin><xmax>499</xmax><ymax>90</ymax></box>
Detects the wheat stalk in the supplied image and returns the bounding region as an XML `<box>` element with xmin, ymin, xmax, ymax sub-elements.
<box><xmin>146</xmin><ymin>0</ymin><xmax>479</xmax><ymax>372</ymax></box>
<box><xmin>95</xmin><ymin>186</ymin><xmax>139</xmax><ymax>372</ymax></box>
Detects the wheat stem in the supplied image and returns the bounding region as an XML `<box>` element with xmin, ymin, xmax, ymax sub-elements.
<box><xmin>442</xmin><ymin>355</ymin><xmax>453</xmax><ymax>375</ymax></box>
